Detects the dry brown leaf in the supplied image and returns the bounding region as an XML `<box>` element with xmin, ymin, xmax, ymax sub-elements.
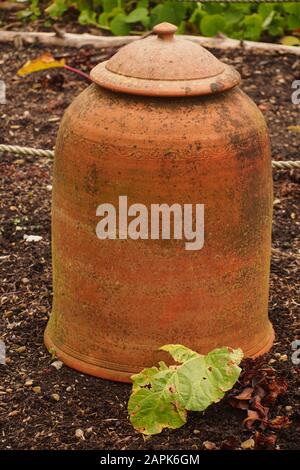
<box><xmin>254</xmin><ymin>432</ymin><xmax>277</xmax><ymax>450</ymax></box>
<box><xmin>243</xmin><ymin>409</ymin><xmax>261</xmax><ymax>429</ymax></box>
<box><xmin>255</xmin><ymin>384</ymin><xmax>266</xmax><ymax>399</ymax></box>
<box><xmin>251</xmin><ymin>396</ymin><xmax>269</xmax><ymax>418</ymax></box>
<box><xmin>220</xmin><ymin>436</ymin><xmax>240</xmax><ymax>450</ymax></box>
<box><xmin>234</xmin><ymin>387</ymin><xmax>253</xmax><ymax>400</ymax></box>
<box><xmin>264</xmin><ymin>378</ymin><xmax>288</xmax><ymax>405</ymax></box>
<box><xmin>229</xmin><ymin>397</ymin><xmax>249</xmax><ymax>410</ymax></box>
<box><xmin>269</xmin><ymin>416</ymin><xmax>291</xmax><ymax>429</ymax></box>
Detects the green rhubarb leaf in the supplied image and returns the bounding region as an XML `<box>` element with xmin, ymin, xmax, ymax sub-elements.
<box><xmin>125</xmin><ymin>7</ymin><xmax>148</xmax><ymax>24</ymax></box>
<box><xmin>110</xmin><ymin>13</ymin><xmax>131</xmax><ymax>35</ymax></box>
<box><xmin>200</xmin><ymin>14</ymin><xmax>226</xmax><ymax>37</ymax></box>
<box><xmin>128</xmin><ymin>345</ymin><xmax>243</xmax><ymax>435</ymax></box>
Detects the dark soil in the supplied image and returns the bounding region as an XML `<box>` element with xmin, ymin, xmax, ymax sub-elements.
<box><xmin>0</xmin><ymin>39</ymin><xmax>299</xmax><ymax>450</ymax></box>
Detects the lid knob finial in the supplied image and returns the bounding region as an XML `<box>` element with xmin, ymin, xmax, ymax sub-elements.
<box><xmin>153</xmin><ymin>22</ymin><xmax>177</xmax><ymax>41</ymax></box>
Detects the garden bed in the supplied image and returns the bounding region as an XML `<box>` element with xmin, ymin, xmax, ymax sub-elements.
<box><xmin>0</xmin><ymin>41</ymin><xmax>299</xmax><ymax>450</ymax></box>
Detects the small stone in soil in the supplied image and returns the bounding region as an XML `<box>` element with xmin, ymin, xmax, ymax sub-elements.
<box><xmin>279</xmin><ymin>354</ymin><xmax>288</xmax><ymax>362</ymax></box>
<box><xmin>32</xmin><ymin>386</ymin><xmax>42</xmax><ymax>394</ymax></box>
<box><xmin>51</xmin><ymin>393</ymin><xmax>60</xmax><ymax>402</ymax></box>
<box><xmin>203</xmin><ymin>441</ymin><xmax>217</xmax><ymax>450</ymax></box>
<box><xmin>23</xmin><ymin>234</ymin><xmax>43</xmax><ymax>242</ymax></box>
<box><xmin>51</xmin><ymin>360</ymin><xmax>63</xmax><ymax>370</ymax></box>
<box><xmin>75</xmin><ymin>429</ymin><xmax>85</xmax><ymax>440</ymax></box>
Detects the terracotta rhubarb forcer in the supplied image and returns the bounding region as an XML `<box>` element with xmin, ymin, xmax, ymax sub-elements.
<box><xmin>45</xmin><ymin>23</ymin><xmax>274</xmax><ymax>382</ymax></box>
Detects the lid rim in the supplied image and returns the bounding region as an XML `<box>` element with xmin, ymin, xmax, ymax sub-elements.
<box><xmin>105</xmin><ymin>61</ymin><xmax>226</xmax><ymax>82</ymax></box>
<box><xmin>90</xmin><ymin>62</ymin><xmax>241</xmax><ymax>97</ymax></box>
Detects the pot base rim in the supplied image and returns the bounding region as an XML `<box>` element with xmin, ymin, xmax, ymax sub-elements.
<box><xmin>44</xmin><ymin>326</ymin><xmax>275</xmax><ymax>384</ymax></box>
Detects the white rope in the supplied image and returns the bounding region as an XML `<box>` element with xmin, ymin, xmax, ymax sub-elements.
<box><xmin>0</xmin><ymin>144</ymin><xmax>299</xmax><ymax>170</ymax></box>
<box><xmin>0</xmin><ymin>144</ymin><xmax>54</xmax><ymax>159</ymax></box>
<box><xmin>271</xmin><ymin>160</ymin><xmax>300</xmax><ymax>170</ymax></box>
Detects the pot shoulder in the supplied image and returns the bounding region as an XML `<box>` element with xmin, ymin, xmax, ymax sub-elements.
<box><xmin>58</xmin><ymin>84</ymin><xmax>269</xmax><ymax>152</ymax></box>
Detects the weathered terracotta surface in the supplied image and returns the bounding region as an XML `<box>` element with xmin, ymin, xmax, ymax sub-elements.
<box><xmin>45</xmin><ymin>23</ymin><xmax>274</xmax><ymax>382</ymax></box>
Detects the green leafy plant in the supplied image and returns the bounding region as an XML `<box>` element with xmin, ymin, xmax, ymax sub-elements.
<box><xmin>14</xmin><ymin>1</ymin><xmax>300</xmax><ymax>44</ymax></box>
<box><xmin>16</xmin><ymin>0</ymin><xmax>41</xmax><ymax>20</ymax></box>
<box><xmin>128</xmin><ymin>344</ymin><xmax>243</xmax><ymax>435</ymax></box>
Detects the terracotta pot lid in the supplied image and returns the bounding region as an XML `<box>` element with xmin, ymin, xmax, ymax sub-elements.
<box><xmin>90</xmin><ymin>22</ymin><xmax>240</xmax><ymax>97</ymax></box>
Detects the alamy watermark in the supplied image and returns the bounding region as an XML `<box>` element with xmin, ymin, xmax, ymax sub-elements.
<box><xmin>96</xmin><ymin>196</ymin><xmax>204</xmax><ymax>251</ymax></box>
<box><xmin>0</xmin><ymin>340</ymin><xmax>6</xmax><ymax>365</ymax></box>
<box><xmin>291</xmin><ymin>80</ymin><xmax>300</xmax><ymax>105</ymax></box>
<box><xmin>291</xmin><ymin>340</ymin><xmax>300</xmax><ymax>366</ymax></box>
<box><xmin>0</xmin><ymin>80</ymin><xmax>6</xmax><ymax>104</ymax></box>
